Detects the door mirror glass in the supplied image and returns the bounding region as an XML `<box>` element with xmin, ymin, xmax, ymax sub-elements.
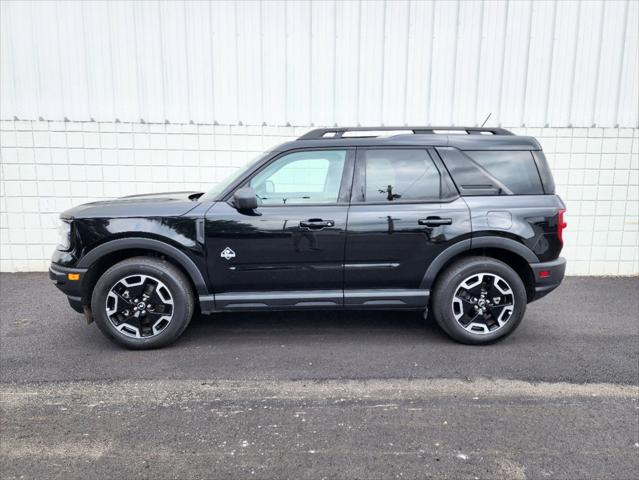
<box><xmin>233</xmin><ymin>187</ymin><xmax>258</xmax><ymax>211</ymax></box>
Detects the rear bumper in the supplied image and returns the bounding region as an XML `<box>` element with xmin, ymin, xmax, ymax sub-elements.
<box><xmin>529</xmin><ymin>257</ymin><xmax>566</xmax><ymax>302</ymax></box>
<box><xmin>49</xmin><ymin>264</ymin><xmax>88</xmax><ymax>313</ymax></box>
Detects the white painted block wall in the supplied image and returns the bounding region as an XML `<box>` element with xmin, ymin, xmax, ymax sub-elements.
<box><xmin>0</xmin><ymin>120</ymin><xmax>637</xmax><ymax>275</ymax></box>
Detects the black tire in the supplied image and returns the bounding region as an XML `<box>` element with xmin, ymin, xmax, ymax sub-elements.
<box><xmin>431</xmin><ymin>256</ymin><xmax>527</xmax><ymax>345</ymax></box>
<box><xmin>91</xmin><ymin>256</ymin><xmax>194</xmax><ymax>349</ymax></box>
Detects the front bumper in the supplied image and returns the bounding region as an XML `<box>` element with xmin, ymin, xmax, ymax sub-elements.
<box><xmin>49</xmin><ymin>264</ymin><xmax>88</xmax><ymax>313</ymax></box>
<box><xmin>529</xmin><ymin>257</ymin><xmax>566</xmax><ymax>302</ymax></box>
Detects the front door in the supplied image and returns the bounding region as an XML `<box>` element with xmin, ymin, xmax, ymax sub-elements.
<box><xmin>205</xmin><ymin>148</ymin><xmax>354</xmax><ymax>309</ymax></box>
<box><xmin>344</xmin><ymin>147</ymin><xmax>471</xmax><ymax>307</ymax></box>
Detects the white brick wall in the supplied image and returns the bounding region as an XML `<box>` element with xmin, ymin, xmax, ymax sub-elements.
<box><xmin>1</xmin><ymin>120</ymin><xmax>637</xmax><ymax>275</ymax></box>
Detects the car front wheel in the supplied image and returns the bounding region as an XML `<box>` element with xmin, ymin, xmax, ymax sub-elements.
<box><xmin>91</xmin><ymin>257</ymin><xmax>194</xmax><ymax>349</ymax></box>
<box><xmin>431</xmin><ymin>256</ymin><xmax>527</xmax><ymax>345</ymax></box>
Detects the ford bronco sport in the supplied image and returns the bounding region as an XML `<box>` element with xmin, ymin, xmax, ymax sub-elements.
<box><xmin>50</xmin><ymin>127</ymin><xmax>566</xmax><ymax>349</ymax></box>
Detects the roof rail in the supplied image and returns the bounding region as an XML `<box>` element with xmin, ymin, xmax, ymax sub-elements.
<box><xmin>297</xmin><ymin>126</ymin><xmax>514</xmax><ymax>140</ymax></box>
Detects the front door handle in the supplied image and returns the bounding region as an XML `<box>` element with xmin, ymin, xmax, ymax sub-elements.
<box><xmin>418</xmin><ymin>217</ymin><xmax>452</xmax><ymax>227</ymax></box>
<box><xmin>300</xmin><ymin>219</ymin><xmax>334</xmax><ymax>229</ymax></box>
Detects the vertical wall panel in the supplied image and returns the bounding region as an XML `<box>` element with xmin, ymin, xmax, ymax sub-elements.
<box><xmin>184</xmin><ymin>2</ymin><xmax>215</xmax><ymax>124</ymax></box>
<box><xmin>260</xmin><ymin>1</ymin><xmax>287</xmax><ymax>125</ymax></box>
<box><xmin>500</xmin><ymin>1</ymin><xmax>533</xmax><ymax>126</ymax></box>
<box><xmin>333</xmin><ymin>0</ymin><xmax>360</xmax><ymax>126</ymax></box>
<box><xmin>310</xmin><ymin>1</ymin><xmax>336</xmax><ymax>126</ymax></box>
<box><xmin>285</xmin><ymin>1</ymin><xmax>311</xmax><ymax>125</ymax></box>
<box><xmin>81</xmin><ymin>1</ymin><xmax>116</xmax><ymax>121</ymax></box>
<box><xmin>158</xmin><ymin>1</ymin><xmax>190</xmax><ymax>121</ymax></box>
<box><xmin>523</xmin><ymin>0</ymin><xmax>556</xmax><ymax>127</ymax></box>
<box><xmin>6</xmin><ymin>2</ymin><xmax>40</xmax><ymax>119</ymax></box>
<box><xmin>56</xmin><ymin>1</ymin><xmax>91</xmax><ymax>121</ymax></box>
<box><xmin>236</xmin><ymin>1</ymin><xmax>264</xmax><ymax>125</ymax></box>
<box><xmin>1</xmin><ymin>0</ymin><xmax>637</xmax><ymax>127</ymax></box>
<box><xmin>404</xmin><ymin>1</ymin><xmax>435</xmax><ymax>125</ymax></box>
<box><xmin>616</xmin><ymin>0</ymin><xmax>639</xmax><ymax>127</ymax></box>
<box><xmin>357</xmin><ymin>1</ymin><xmax>385</xmax><ymax>125</ymax></box>
<box><xmin>132</xmin><ymin>1</ymin><xmax>166</xmax><ymax>122</ymax></box>
<box><xmin>109</xmin><ymin>2</ymin><xmax>141</xmax><ymax>122</ymax></box>
<box><xmin>211</xmin><ymin>1</ymin><xmax>239</xmax><ymax>124</ymax></box>
<box><xmin>594</xmin><ymin>1</ymin><xmax>627</xmax><ymax>126</ymax></box>
<box><xmin>381</xmin><ymin>0</ymin><xmax>410</xmax><ymax>125</ymax></box>
<box><xmin>453</xmin><ymin>1</ymin><xmax>483</xmax><ymax>126</ymax></box>
<box><xmin>0</xmin><ymin>2</ymin><xmax>17</xmax><ymax>119</ymax></box>
<box><xmin>570</xmin><ymin>0</ymin><xmax>605</xmax><ymax>126</ymax></box>
<box><xmin>546</xmin><ymin>1</ymin><xmax>581</xmax><ymax>127</ymax></box>
<box><xmin>475</xmin><ymin>1</ymin><xmax>509</xmax><ymax>127</ymax></box>
<box><xmin>429</xmin><ymin>1</ymin><xmax>459</xmax><ymax>125</ymax></box>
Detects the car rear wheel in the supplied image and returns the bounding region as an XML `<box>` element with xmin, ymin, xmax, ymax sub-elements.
<box><xmin>431</xmin><ymin>256</ymin><xmax>527</xmax><ymax>345</ymax></box>
<box><xmin>91</xmin><ymin>257</ymin><xmax>194</xmax><ymax>349</ymax></box>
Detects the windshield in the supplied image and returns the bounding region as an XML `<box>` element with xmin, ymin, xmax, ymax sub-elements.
<box><xmin>200</xmin><ymin>152</ymin><xmax>271</xmax><ymax>201</ymax></box>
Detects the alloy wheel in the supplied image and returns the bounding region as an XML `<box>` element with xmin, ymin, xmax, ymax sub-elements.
<box><xmin>105</xmin><ymin>274</ymin><xmax>174</xmax><ymax>338</ymax></box>
<box><xmin>451</xmin><ymin>272</ymin><xmax>515</xmax><ymax>335</ymax></box>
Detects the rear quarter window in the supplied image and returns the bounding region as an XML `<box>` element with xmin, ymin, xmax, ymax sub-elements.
<box><xmin>466</xmin><ymin>151</ymin><xmax>544</xmax><ymax>195</ymax></box>
<box><xmin>436</xmin><ymin>147</ymin><xmax>544</xmax><ymax>195</ymax></box>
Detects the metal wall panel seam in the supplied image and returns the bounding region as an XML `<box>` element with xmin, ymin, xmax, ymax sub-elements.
<box><xmin>542</xmin><ymin>0</ymin><xmax>558</xmax><ymax>127</ymax></box>
<box><xmin>378</xmin><ymin>0</ymin><xmax>386</xmax><ymax>125</ymax></box>
<box><xmin>519</xmin><ymin>0</ymin><xmax>533</xmax><ymax>126</ymax></box>
<box><xmin>449</xmin><ymin>0</ymin><xmax>460</xmax><ymax>125</ymax></box>
<box><xmin>472</xmin><ymin>0</ymin><xmax>485</xmax><ymax>126</ymax></box>
<box><xmin>613</xmin><ymin>0</ymin><xmax>631</xmax><ymax>127</ymax></box>
<box><xmin>566</xmin><ymin>1</ymin><xmax>582</xmax><ymax>127</ymax></box>
<box><xmin>496</xmin><ymin>0</ymin><xmax>510</xmax><ymax>126</ymax></box>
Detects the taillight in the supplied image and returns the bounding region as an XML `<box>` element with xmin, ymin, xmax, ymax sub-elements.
<box><xmin>557</xmin><ymin>209</ymin><xmax>567</xmax><ymax>244</ymax></box>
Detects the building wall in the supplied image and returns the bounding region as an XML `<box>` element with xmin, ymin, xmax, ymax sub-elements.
<box><xmin>1</xmin><ymin>119</ymin><xmax>637</xmax><ymax>274</ymax></box>
<box><xmin>1</xmin><ymin>1</ymin><xmax>637</xmax><ymax>128</ymax></box>
<box><xmin>0</xmin><ymin>1</ymin><xmax>638</xmax><ymax>273</ymax></box>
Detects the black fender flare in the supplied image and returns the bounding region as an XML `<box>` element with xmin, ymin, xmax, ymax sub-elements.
<box><xmin>77</xmin><ymin>238</ymin><xmax>209</xmax><ymax>296</ymax></box>
<box><xmin>420</xmin><ymin>236</ymin><xmax>538</xmax><ymax>290</ymax></box>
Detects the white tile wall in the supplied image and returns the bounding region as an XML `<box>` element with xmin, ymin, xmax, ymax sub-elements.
<box><xmin>0</xmin><ymin>120</ymin><xmax>637</xmax><ymax>275</ymax></box>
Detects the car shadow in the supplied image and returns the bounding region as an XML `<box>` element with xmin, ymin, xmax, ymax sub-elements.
<box><xmin>178</xmin><ymin>309</ymin><xmax>448</xmax><ymax>344</ymax></box>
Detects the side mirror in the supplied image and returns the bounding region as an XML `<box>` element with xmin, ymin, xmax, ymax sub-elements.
<box><xmin>233</xmin><ymin>187</ymin><xmax>258</xmax><ymax>211</ymax></box>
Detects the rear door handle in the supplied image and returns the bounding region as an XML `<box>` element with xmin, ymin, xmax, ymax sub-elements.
<box><xmin>300</xmin><ymin>219</ymin><xmax>335</xmax><ymax>229</ymax></box>
<box><xmin>418</xmin><ymin>217</ymin><xmax>452</xmax><ymax>227</ymax></box>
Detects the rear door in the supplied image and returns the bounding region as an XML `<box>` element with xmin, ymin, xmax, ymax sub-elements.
<box><xmin>343</xmin><ymin>147</ymin><xmax>471</xmax><ymax>307</ymax></box>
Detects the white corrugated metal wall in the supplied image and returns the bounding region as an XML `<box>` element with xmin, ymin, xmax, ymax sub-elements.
<box><xmin>0</xmin><ymin>0</ymin><xmax>638</xmax><ymax>274</ymax></box>
<box><xmin>1</xmin><ymin>0</ymin><xmax>637</xmax><ymax>127</ymax></box>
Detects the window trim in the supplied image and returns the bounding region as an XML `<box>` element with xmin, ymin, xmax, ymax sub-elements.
<box><xmin>224</xmin><ymin>147</ymin><xmax>356</xmax><ymax>208</ymax></box>
<box><xmin>350</xmin><ymin>146</ymin><xmax>459</xmax><ymax>205</ymax></box>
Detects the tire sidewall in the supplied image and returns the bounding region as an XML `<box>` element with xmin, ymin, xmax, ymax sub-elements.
<box><xmin>91</xmin><ymin>259</ymin><xmax>192</xmax><ymax>349</ymax></box>
<box><xmin>433</xmin><ymin>258</ymin><xmax>527</xmax><ymax>344</ymax></box>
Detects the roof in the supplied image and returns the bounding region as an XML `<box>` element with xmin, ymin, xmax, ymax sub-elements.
<box><xmin>273</xmin><ymin>127</ymin><xmax>542</xmax><ymax>152</ymax></box>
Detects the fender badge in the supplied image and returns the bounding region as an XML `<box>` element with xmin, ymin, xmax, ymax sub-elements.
<box><xmin>220</xmin><ymin>247</ymin><xmax>236</xmax><ymax>260</ymax></box>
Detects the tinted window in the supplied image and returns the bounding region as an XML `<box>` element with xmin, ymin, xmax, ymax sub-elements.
<box><xmin>436</xmin><ymin>147</ymin><xmax>544</xmax><ymax>195</ymax></box>
<box><xmin>362</xmin><ymin>149</ymin><xmax>447</xmax><ymax>202</ymax></box>
<box><xmin>249</xmin><ymin>150</ymin><xmax>346</xmax><ymax>205</ymax></box>
<box><xmin>466</xmin><ymin>151</ymin><xmax>544</xmax><ymax>195</ymax></box>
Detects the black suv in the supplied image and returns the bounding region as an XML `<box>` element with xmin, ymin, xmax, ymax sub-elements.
<box><xmin>50</xmin><ymin>127</ymin><xmax>566</xmax><ymax>349</ymax></box>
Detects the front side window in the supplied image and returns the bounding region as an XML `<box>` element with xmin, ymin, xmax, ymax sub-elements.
<box><xmin>249</xmin><ymin>150</ymin><xmax>347</xmax><ymax>205</ymax></box>
<box><xmin>361</xmin><ymin>149</ymin><xmax>448</xmax><ymax>203</ymax></box>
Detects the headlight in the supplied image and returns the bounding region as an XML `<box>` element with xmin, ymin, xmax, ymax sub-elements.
<box><xmin>57</xmin><ymin>220</ymin><xmax>71</xmax><ymax>250</ymax></box>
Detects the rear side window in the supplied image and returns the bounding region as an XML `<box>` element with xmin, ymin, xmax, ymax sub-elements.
<box><xmin>359</xmin><ymin>149</ymin><xmax>456</xmax><ymax>203</ymax></box>
<box><xmin>466</xmin><ymin>151</ymin><xmax>544</xmax><ymax>194</ymax></box>
<box><xmin>436</xmin><ymin>147</ymin><xmax>544</xmax><ymax>195</ymax></box>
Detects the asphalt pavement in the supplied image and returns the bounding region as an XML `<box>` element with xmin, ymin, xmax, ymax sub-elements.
<box><xmin>1</xmin><ymin>273</ymin><xmax>638</xmax><ymax>479</ymax></box>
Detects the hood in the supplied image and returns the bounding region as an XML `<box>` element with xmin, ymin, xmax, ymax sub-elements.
<box><xmin>61</xmin><ymin>191</ymin><xmax>204</xmax><ymax>219</ymax></box>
